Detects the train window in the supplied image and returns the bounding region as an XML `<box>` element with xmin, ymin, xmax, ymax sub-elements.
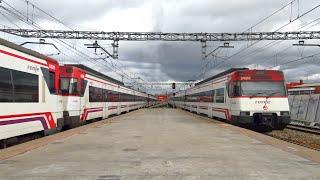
<box><xmin>80</xmin><ymin>80</ymin><xmax>87</xmax><ymax>97</ymax></box>
<box><xmin>135</xmin><ymin>95</ymin><xmax>140</xmax><ymax>101</ymax></box>
<box><xmin>187</xmin><ymin>94</ymin><xmax>191</xmax><ymax>102</ymax></box>
<box><xmin>89</xmin><ymin>86</ymin><xmax>103</xmax><ymax>102</ymax></box>
<box><xmin>119</xmin><ymin>92</ymin><xmax>124</xmax><ymax>102</ymax></box>
<box><xmin>0</xmin><ymin>67</ymin><xmax>14</xmax><ymax>102</ymax></box>
<box><xmin>212</xmin><ymin>90</ymin><xmax>215</xmax><ymax>102</ymax></box>
<box><xmin>60</xmin><ymin>78</ymin><xmax>70</xmax><ymax>94</ymax></box>
<box><xmin>234</xmin><ymin>83</ymin><xmax>241</xmax><ymax>97</ymax></box>
<box><xmin>137</xmin><ymin>95</ymin><xmax>144</xmax><ymax>101</ymax></box>
<box><xmin>89</xmin><ymin>86</ymin><xmax>95</xmax><ymax>102</ymax></box>
<box><xmin>240</xmin><ymin>81</ymin><xmax>286</xmax><ymax>97</ymax></box>
<box><xmin>70</xmin><ymin>78</ymin><xmax>78</xmax><ymax>95</ymax></box>
<box><xmin>60</xmin><ymin>78</ymin><xmax>79</xmax><ymax>95</ymax></box>
<box><xmin>203</xmin><ymin>91</ymin><xmax>213</xmax><ymax>102</ymax></box>
<box><xmin>228</xmin><ymin>82</ymin><xmax>241</xmax><ymax>97</ymax></box>
<box><xmin>12</xmin><ymin>70</ymin><xmax>39</xmax><ymax>102</ymax></box>
<box><xmin>127</xmin><ymin>94</ymin><xmax>133</xmax><ymax>102</ymax></box>
<box><xmin>215</xmin><ymin>88</ymin><xmax>225</xmax><ymax>103</ymax></box>
<box><xmin>49</xmin><ymin>72</ymin><xmax>56</xmax><ymax>94</ymax></box>
<box><xmin>102</xmin><ymin>89</ymin><xmax>108</xmax><ymax>101</ymax></box>
<box><xmin>125</xmin><ymin>94</ymin><xmax>129</xmax><ymax>102</ymax></box>
<box><xmin>107</xmin><ymin>91</ymin><xmax>119</xmax><ymax>102</ymax></box>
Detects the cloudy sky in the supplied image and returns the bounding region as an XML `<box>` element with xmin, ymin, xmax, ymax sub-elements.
<box><xmin>1</xmin><ymin>0</ymin><xmax>320</xmax><ymax>93</ymax></box>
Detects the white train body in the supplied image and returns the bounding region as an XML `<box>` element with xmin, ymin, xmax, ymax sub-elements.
<box><xmin>57</xmin><ymin>64</ymin><xmax>151</xmax><ymax>129</ymax></box>
<box><xmin>0</xmin><ymin>38</ymin><xmax>62</xmax><ymax>140</ymax></box>
<box><xmin>0</xmin><ymin>38</ymin><xmax>156</xmax><ymax>144</ymax></box>
<box><xmin>171</xmin><ymin>68</ymin><xmax>291</xmax><ymax>129</ymax></box>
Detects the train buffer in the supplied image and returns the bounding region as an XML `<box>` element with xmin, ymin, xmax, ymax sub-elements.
<box><xmin>0</xmin><ymin>108</ymin><xmax>319</xmax><ymax>179</ymax></box>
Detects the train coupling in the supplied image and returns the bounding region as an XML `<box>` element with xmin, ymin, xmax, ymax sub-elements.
<box><xmin>253</xmin><ymin>113</ymin><xmax>275</xmax><ymax>128</ymax></box>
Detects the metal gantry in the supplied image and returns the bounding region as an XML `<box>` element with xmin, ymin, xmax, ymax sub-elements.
<box><xmin>1</xmin><ymin>28</ymin><xmax>319</xmax><ymax>41</ymax></box>
<box><xmin>140</xmin><ymin>82</ymin><xmax>196</xmax><ymax>91</ymax></box>
<box><xmin>1</xmin><ymin>28</ymin><xmax>320</xmax><ymax>60</ymax></box>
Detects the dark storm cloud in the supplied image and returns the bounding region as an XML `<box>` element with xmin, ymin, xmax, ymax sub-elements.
<box><xmin>27</xmin><ymin>0</ymin><xmax>146</xmax><ymax>23</ymax></box>
<box><xmin>116</xmin><ymin>0</ymin><xmax>320</xmax><ymax>83</ymax></box>
<box><xmin>150</xmin><ymin>0</ymin><xmax>292</xmax><ymax>32</ymax></box>
<box><xmin>146</xmin><ymin>1</ymin><xmax>319</xmax><ymax>80</ymax></box>
<box><xmin>2</xmin><ymin>0</ymin><xmax>320</xmax><ymax>85</ymax></box>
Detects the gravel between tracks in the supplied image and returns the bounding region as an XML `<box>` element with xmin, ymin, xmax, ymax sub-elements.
<box><xmin>266</xmin><ymin>128</ymin><xmax>320</xmax><ymax>150</ymax></box>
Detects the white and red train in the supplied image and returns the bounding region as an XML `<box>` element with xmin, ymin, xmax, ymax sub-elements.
<box><xmin>0</xmin><ymin>38</ymin><xmax>156</xmax><ymax>147</ymax></box>
<box><xmin>170</xmin><ymin>68</ymin><xmax>291</xmax><ymax>130</ymax></box>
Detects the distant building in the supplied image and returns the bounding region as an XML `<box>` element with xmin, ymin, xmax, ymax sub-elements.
<box><xmin>287</xmin><ymin>80</ymin><xmax>320</xmax><ymax>95</ymax></box>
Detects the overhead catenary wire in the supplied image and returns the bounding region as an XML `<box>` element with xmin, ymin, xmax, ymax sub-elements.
<box><xmin>193</xmin><ymin>0</ymin><xmax>299</xmax><ymax>79</ymax></box>
<box><xmin>18</xmin><ymin>0</ymin><xmax>147</xmax><ymax>86</ymax></box>
<box><xmin>211</xmin><ymin>2</ymin><xmax>320</xmax><ymax>73</ymax></box>
<box><xmin>230</xmin><ymin>14</ymin><xmax>320</xmax><ymax>70</ymax></box>
<box><xmin>269</xmin><ymin>52</ymin><xmax>320</xmax><ymax>68</ymax></box>
<box><xmin>2</xmin><ymin>0</ymin><xmax>147</xmax><ymax>89</ymax></box>
<box><xmin>0</xmin><ymin>9</ymin><xmax>21</xmax><ymax>29</ymax></box>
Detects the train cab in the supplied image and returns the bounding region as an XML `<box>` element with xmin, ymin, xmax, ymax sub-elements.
<box><xmin>228</xmin><ymin>69</ymin><xmax>291</xmax><ymax>129</ymax></box>
<box><xmin>58</xmin><ymin>65</ymin><xmax>87</xmax><ymax>128</ymax></box>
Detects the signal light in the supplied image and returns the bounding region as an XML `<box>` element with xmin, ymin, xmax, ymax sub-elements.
<box><xmin>172</xmin><ymin>83</ymin><xmax>176</xmax><ymax>89</ymax></box>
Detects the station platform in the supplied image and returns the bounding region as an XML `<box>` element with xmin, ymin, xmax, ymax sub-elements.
<box><xmin>0</xmin><ymin>108</ymin><xmax>319</xmax><ymax>180</ymax></box>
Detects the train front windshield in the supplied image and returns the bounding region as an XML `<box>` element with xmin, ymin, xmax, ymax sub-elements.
<box><xmin>60</xmin><ymin>78</ymin><xmax>78</xmax><ymax>95</ymax></box>
<box><xmin>234</xmin><ymin>81</ymin><xmax>286</xmax><ymax>97</ymax></box>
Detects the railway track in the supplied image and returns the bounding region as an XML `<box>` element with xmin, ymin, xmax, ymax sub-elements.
<box><xmin>266</xmin><ymin>125</ymin><xmax>320</xmax><ymax>151</ymax></box>
<box><xmin>267</xmin><ymin>133</ymin><xmax>320</xmax><ymax>151</ymax></box>
<box><xmin>286</xmin><ymin>125</ymin><xmax>320</xmax><ymax>135</ymax></box>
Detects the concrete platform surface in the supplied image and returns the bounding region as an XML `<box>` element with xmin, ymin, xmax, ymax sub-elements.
<box><xmin>0</xmin><ymin>109</ymin><xmax>319</xmax><ymax>180</ymax></box>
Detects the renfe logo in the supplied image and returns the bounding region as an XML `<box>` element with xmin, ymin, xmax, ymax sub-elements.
<box><xmin>263</xmin><ymin>105</ymin><xmax>268</xmax><ymax>110</ymax></box>
<box><xmin>255</xmin><ymin>100</ymin><xmax>270</xmax><ymax>104</ymax></box>
<box><xmin>27</xmin><ymin>65</ymin><xmax>39</xmax><ymax>73</ymax></box>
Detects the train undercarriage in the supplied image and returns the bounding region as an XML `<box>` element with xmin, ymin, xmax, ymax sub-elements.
<box><xmin>232</xmin><ymin>113</ymin><xmax>291</xmax><ymax>131</ymax></box>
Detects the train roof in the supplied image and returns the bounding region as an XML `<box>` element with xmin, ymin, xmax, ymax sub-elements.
<box><xmin>65</xmin><ymin>64</ymin><xmax>124</xmax><ymax>86</ymax></box>
<box><xmin>0</xmin><ymin>38</ymin><xmax>58</xmax><ymax>65</ymax></box>
<box><xmin>195</xmin><ymin>68</ymin><xmax>248</xmax><ymax>86</ymax></box>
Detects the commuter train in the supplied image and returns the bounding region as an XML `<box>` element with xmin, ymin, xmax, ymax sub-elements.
<box><xmin>170</xmin><ymin>68</ymin><xmax>291</xmax><ymax>130</ymax></box>
<box><xmin>0</xmin><ymin>38</ymin><xmax>156</xmax><ymax>148</ymax></box>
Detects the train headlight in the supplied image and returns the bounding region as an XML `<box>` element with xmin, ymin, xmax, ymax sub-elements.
<box><xmin>240</xmin><ymin>111</ymin><xmax>250</xmax><ymax>116</ymax></box>
<box><xmin>280</xmin><ymin>111</ymin><xmax>290</xmax><ymax>116</ymax></box>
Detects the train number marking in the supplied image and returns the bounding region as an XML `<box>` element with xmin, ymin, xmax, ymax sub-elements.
<box><xmin>240</xmin><ymin>76</ymin><xmax>251</xmax><ymax>80</ymax></box>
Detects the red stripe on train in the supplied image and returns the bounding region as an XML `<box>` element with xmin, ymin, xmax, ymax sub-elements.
<box><xmin>81</xmin><ymin>108</ymin><xmax>103</xmax><ymax>121</ymax></box>
<box><xmin>0</xmin><ymin>49</ymin><xmax>48</xmax><ymax>67</ymax></box>
<box><xmin>212</xmin><ymin>108</ymin><xmax>231</xmax><ymax>120</ymax></box>
<box><xmin>0</xmin><ymin>112</ymin><xmax>56</xmax><ymax>128</ymax></box>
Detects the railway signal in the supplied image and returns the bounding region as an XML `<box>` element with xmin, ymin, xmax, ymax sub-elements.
<box><xmin>172</xmin><ymin>83</ymin><xmax>176</xmax><ymax>89</ymax></box>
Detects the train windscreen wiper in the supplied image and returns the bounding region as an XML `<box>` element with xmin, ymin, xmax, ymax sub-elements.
<box><xmin>249</xmin><ymin>92</ymin><xmax>267</xmax><ymax>98</ymax></box>
<box><xmin>266</xmin><ymin>91</ymin><xmax>281</xmax><ymax>98</ymax></box>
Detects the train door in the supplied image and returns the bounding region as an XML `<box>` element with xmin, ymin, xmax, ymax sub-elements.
<box><xmin>79</xmin><ymin>74</ymin><xmax>87</xmax><ymax>122</ymax></box>
<box><xmin>59</xmin><ymin>66</ymin><xmax>87</xmax><ymax>127</ymax></box>
<box><xmin>42</xmin><ymin>61</ymin><xmax>62</xmax><ymax>129</ymax></box>
<box><xmin>227</xmin><ymin>82</ymin><xmax>234</xmax><ymax>111</ymax></box>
